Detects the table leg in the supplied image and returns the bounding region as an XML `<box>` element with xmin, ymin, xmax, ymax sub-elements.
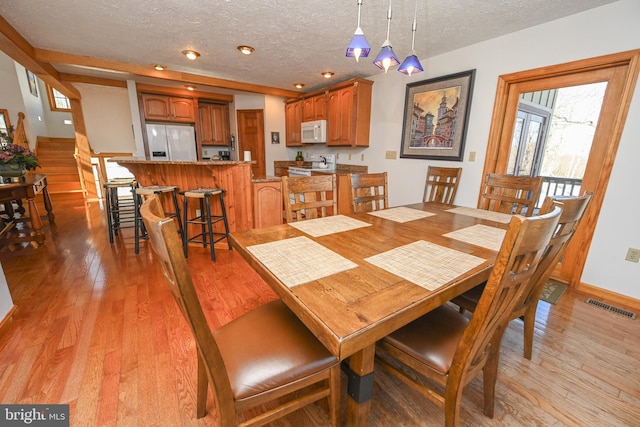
<box><xmin>344</xmin><ymin>345</ymin><xmax>375</xmax><ymax>427</ymax></box>
<box><xmin>26</xmin><ymin>196</ymin><xmax>44</xmax><ymax>245</ymax></box>
<box><xmin>42</xmin><ymin>186</ymin><xmax>55</xmax><ymax>223</ymax></box>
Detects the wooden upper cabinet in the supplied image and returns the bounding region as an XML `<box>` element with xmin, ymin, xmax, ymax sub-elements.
<box><xmin>326</xmin><ymin>79</ymin><xmax>373</xmax><ymax>147</ymax></box>
<box><xmin>142</xmin><ymin>94</ymin><xmax>196</xmax><ymax>122</ymax></box>
<box><xmin>285</xmin><ymin>100</ymin><xmax>303</xmax><ymax>146</ymax></box>
<box><xmin>302</xmin><ymin>94</ymin><xmax>326</xmax><ymax>121</ymax></box>
<box><xmin>198</xmin><ymin>103</ymin><xmax>230</xmax><ymax>146</ymax></box>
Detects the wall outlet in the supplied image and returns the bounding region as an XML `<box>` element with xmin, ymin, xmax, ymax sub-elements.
<box><xmin>385</xmin><ymin>150</ymin><xmax>397</xmax><ymax>159</ymax></box>
<box><xmin>469</xmin><ymin>151</ymin><xmax>477</xmax><ymax>162</ymax></box>
<box><xmin>625</xmin><ymin>248</ymin><xmax>640</xmax><ymax>263</ymax></box>
<box><xmin>361</xmin><ymin>153</ymin><xmax>365</xmax><ymax>161</ymax></box>
<box><xmin>348</xmin><ymin>153</ymin><xmax>352</xmax><ymax>160</ymax></box>
<box><xmin>336</xmin><ymin>153</ymin><xmax>340</xmax><ymax>160</ymax></box>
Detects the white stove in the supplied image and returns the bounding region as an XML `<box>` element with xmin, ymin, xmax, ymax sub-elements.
<box><xmin>288</xmin><ymin>153</ymin><xmax>336</xmax><ymax>176</ymax></box>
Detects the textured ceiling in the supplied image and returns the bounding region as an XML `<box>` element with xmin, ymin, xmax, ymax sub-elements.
<box><xmin>0</xmin><ymin>0</ymin><xmax>619</xmax><ymax>94</ymax></box>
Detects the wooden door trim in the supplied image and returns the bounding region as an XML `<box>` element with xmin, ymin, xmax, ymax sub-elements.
<box><xmin>481</xmin><ymin>49</ymin><xmax>640</xmax><ymax>287</ymax></box>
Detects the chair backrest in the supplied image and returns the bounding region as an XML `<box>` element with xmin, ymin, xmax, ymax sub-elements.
<box><xmin>348</xmin><ymin>172</ymin><xmax>389</xmax><ymax>213</ymax></box>
<box><xmin>516</xmin><ymin>191</ymin><xmax>593</xmax><ymax>312</ymax></box>
<box><xmin>480</xmin><ymin>173</ymin><xmax>543</xmax><ymax>216</ymax></box>
<box><xmin>282</xmin><ymin>174</ymin><xmax>337</xmax><ymax>222</ymax></box>
<box><xmin>140</xmin><ymin>196</ymin><xmax>236</xmax><ymax>419</ymax></box>
<box><xmin>423</xmin><ymin>166</ymin><xmax>462</xmax><ymax>204</ymax></box>
<box><xmin>453</xmin><ymin>206</ymin><xmax>561</xmax><ymax>378</ymax></box>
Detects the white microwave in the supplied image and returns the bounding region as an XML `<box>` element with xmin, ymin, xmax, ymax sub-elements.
<box><xmin>301</xmin><ymin>119</ymin><xmax>327</xmax><ymax>143</ymax></box>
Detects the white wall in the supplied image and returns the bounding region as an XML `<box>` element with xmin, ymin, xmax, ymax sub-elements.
<box><xmin>75</xmin><ymin>83</ymin><xmax>137</xmax><ymax>154</ymax></box>
<box><xmin>361</xmin><ymin>0</ymin><xmax>640</xmax><ymax>299</ymax></box>
<box><xmin>0</xmin><ymin>263</ymin><xmax>14</xmax><ymax>323</ymax></box>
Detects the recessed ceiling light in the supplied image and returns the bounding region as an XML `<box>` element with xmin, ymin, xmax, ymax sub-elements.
<box><xmin>185</xmin><ymin>85</ymin><xmax>196</xmax><ymax>91</ymax></box>
<box><xmin>182</xmin><ymin>50</ymin><xmax>201</xmax><ymax>60</ymax></box>
<box><xmin>152</xmin><ymin>64</ymin><xmax>167</xmax><ymax>71</ymax></box>
<box><xmin>322</xmin><ymin>71</ymin><xmax>335</xmax><ymax>78</ymax></box>
<box><xmin>237</xmin><ymin>45</ymin><xmax>255</xmax><ymax>55</ymax></box>
<box><xmin>294</xmin><ymin>83</ymin><xmax>305</xmax><ymax>89</ymax></box>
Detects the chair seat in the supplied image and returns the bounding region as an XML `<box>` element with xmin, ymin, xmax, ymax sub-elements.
<box><xmin>383</xmin><ymin>305</ymin><xmax>468</xmax><ymax>374</ymax></box>
<box><xmin>214</xmin><ymin>299</ymin><xmax>339</xmax><ymax>401</ymax></box>
<box><xmin>136</xmin><ymin>185</ymin><xmax>178</xmax><ymax>196</ymax></box>
<box><xmin>183</xmin><ymin>188</ymin><xmax>223</xmax><ymax>198</ymax></box>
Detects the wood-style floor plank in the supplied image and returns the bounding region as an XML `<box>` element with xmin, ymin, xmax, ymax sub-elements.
<box><xmin>0</xmin><ymin>199</ymin><xmax>639</xmax><ymax>426</ymax></box>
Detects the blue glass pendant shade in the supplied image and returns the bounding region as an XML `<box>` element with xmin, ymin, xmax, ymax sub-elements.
<box><xmin>398</xmin><ymin>54</ymin><xmax>423</xmax><ymax>75</ymax></box>
<box><xmin>373</xmin><ymin>44</ymin><xmax>400</xmax><ymax>72</ymax></box>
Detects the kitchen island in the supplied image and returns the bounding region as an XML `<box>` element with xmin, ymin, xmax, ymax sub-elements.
<box><xmin>113</xmin><ymin>158</ymin><xmax>254</xmax><ymax>232</ymax></box>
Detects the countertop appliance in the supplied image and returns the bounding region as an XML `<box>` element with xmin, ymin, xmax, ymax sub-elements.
<box><xmin>301</xmin><ymin>119</ymin><xmax>327</xmax><ymax>144</ymax></box>
<box><xmin>146</xmin><ymin>123</ymin><xmax>197</xmax><ymax>161</ymax></box>
<box><xmin>288</xmin><ymin>153</ymin><xmax>336</xmax><ymax>176</ymax></box>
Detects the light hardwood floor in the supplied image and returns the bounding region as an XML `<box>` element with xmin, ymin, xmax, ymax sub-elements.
<box><xmin>0</xmin><ymin>199</ymin><xmax>638</xmax><ymax>426</ymax></box>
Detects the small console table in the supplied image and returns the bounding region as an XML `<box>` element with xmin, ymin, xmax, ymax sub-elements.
<box><xmin>0</xmin><ymin>174</ymin><xmax>55</xmax><ymax>248</ymax></box>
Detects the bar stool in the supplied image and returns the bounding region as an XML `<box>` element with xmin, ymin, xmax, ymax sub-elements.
<box><xmin>103</xmin><ymin>178</ymin><xmax>138</xmax><ymax>244</ymax></box>
<box><xmin>180</xmin><ymin>187</ymin><xmax>232</xmax><ymax>261</ymax></box>
<box><xmin>134</xmin><ymin>185</ymin><xmax>183</xmax><ymax>254</ymax></box>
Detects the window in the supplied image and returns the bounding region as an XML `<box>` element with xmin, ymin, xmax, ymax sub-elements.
<box><xmin>46</xmin><ymin>85</ymin><xmax>71</xmax><ymax>111</ymax></box>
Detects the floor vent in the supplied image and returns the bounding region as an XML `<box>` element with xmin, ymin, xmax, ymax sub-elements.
<box><xmin>585</xmin><ymin>298</ymin><xmax>637</xmax><ymax>319</ymax></box>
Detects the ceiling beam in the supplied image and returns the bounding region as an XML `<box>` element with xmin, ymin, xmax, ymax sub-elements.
<box><xmin>35</xmin><ymin>48</ymin><xmax>301</xmax><ymax>99</ymax></box>
<box><xmin>0</xmin><ymin>15</ymin><xmax>81</xmax><ymax>99</ymax></box>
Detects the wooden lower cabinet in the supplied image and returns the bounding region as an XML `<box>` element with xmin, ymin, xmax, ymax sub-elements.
<box><xmin>253</xmin><ymin>180</ymin><xmax>283</xmax><ymax>228</ymax></box>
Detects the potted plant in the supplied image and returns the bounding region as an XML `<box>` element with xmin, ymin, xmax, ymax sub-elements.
<box><xmin>0</xmin><ymin>137</ymin><xmax>40</xmax><ymax>180</ymax></box>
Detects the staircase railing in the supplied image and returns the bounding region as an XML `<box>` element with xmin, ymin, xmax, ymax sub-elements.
<box><xmin>12</xmin><ymin>112</ymin><xmax>30</xmax><ymax>149</ymax></box>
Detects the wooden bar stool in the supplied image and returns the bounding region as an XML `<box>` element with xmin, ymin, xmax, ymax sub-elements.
<box><xmin>103</xmin><ymin>178</ymin><xmax>138</xmax><ymax>244</ymax></box>
<box><xmin>180</xmin><ymin>187</ymin><xmax>231</xmax><ymax>261</ymax></box>
<box><xmin>134</xmin><ymin>185</ymin><xmax>183</xmax><ymax>254</ymax></box>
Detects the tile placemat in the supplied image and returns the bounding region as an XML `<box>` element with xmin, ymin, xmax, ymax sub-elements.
<box><xmin>247</xmin><ymin>236</ymin><xmax>358</xmax><ymax>288</ymax></box>
<box><xmin>367</xmin><ymin>207</ymin><xmax>436</xmax><ymax>223</ymax></box>
<box><xmin>364</xmin><ymin>240</ymin><xmax>485</xmax><ymax>291</ymax></box>
<box><xmin>288</xmin><ymin>215</ymin><xmax>372</xmax><ymax>237</ymax></box>
<box><xmin>446</xmin><ymin>206</ymin><xmax>513</xmax><ymax>224</ymax></box>
<box><xmin>444</xmin><ymin>224</ymin><xmax>506</xmax><ymax>251</ymax></box>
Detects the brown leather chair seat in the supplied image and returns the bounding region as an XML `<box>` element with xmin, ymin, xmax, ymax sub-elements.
<box><xmin>215</xmin><ymin>299</ymin><xmax>338</xmax><ymax>400</ymax></box>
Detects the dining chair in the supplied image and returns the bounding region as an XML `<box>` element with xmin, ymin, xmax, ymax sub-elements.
<box><xmin>140</xmin><ymin>195</ymin><xmax>341</xmax><ymax>427</ymax></box>
<box><xmin>375</xmin><ymin>206</ymin><xmax>562</xmax><ymax>427</ymax></box>
<box><xmin>282</xmin><ymin>174</ymin><xmax>337</xmax><ymax>222</ymax></box>
<box><xmin>348</xmin><ymin>172</ymin><xmax>389</xmax><ymax>213</ymax></box>
<box><xmin>423</xmin><ymin>166</ymin><xmax>462</xmax><ymax>204</ymax></box>
<box><xmin>479</xmin><ymin>173</ymin><xmax>543</xmax><ymax>216</ymax></box>
<box><xmin>452</xmin><ymin>191</ymin><xmax>592</xmax><ymax>359</ymax></box>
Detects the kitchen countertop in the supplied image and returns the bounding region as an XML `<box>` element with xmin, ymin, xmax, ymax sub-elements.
<box><xmin>252</xmin><ymin>176</ymin><xmax>281</xmax><ymax>183</ymax></box>
<box><xmin>110</xmin><ymin>157</ymin><xmax>255</xmax><ymax>165</ymax></box>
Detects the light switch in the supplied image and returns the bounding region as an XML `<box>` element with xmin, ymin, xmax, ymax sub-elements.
<box><xmin>469</xmin><ymin>151</ymin><xmax>476</xmax><ymax>162</ymax></box>
<box><xmin>385</xmin><ymin>151</ymin><xmax>397</xmax><ymax>159</ymax></box>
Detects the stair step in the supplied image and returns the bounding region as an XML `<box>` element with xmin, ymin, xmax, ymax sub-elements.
<box><xmin>37</xmin><ymin>165</ymin><xmax>78</xmax><ymax>174</ymax></box>
<box><xmin>37</xmin><ymin>148</ymin><xmax>75</xmax><ymax>157</ymax></box>
<box><xmin>41</xmin><ymin>173</ymin><xmax>80</xmax><ymax>183</ymax></box>
<box><xmin>48</xmin><ymin>182</ymin><xmax>83</xmax><ymax>192</ymax></box>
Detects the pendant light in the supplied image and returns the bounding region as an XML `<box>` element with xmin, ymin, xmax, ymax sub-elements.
<box><xmin>346</xmin><ymin>0</ymin><xmax>371</xmax><ymax>62</ymax></box>
<box><xmin>373</xmin><ymin>0</ymin><xmax>399</xmax><ymax>73</ymax></box>
<box><xmin>398</xmin><ymin>0</ymin><xmax>424</xmax><ymax>75</ymax></box>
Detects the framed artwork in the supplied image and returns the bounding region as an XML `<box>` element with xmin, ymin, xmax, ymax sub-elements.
<box><xmin>26</xmin><ymin>70</ymin><xmax>38</xmax><ymax>97</ymax></box>
<box><xmin>400</xmin><ymin>69</ymin><xmax>475</xmax><ymax>161</ymax></box>
<box><xmin>271</xmin><ymin>131</ymin><xmax>280</xmax><ymax>144</ymax></box>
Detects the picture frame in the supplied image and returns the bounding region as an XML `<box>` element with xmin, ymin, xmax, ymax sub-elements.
<box><xmin>400</xmin><ymin>69</ymin><xmax>475</xmax><ymax>161</ymax></box>
<box><xmin>26</xmin><ymin>70</ymin><xmax>38</xmax><ymax>97</ymax></box>
<box><xmin>271</xmin><ymin>131</ymin><xmax>280</xmax><ymax>144</ymax></box>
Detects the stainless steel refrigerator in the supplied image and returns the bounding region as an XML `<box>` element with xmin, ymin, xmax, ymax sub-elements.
<box><xmin>146</xmin><ymin>123</ymin><xmax>197</xmax><ymax>161</ymax></box>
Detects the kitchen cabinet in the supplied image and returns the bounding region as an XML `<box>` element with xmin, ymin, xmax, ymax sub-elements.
<box><xmin>197</xmin><ymin>103</ymin><xmax>230</xmax><ymax>146</ymax></box>
<box><xmin>285</xmin><ymin>100</ymin><xmax>303</xmax><ymax>146</ymax></box>
<box><xmin>326</xmin><ymin>78</ymin><xmax>373</xmax><ymax>147</ymax></box>
<box><xmin>253</xmin><ymin>180</ymin><xmax>283</xmax><ymax>228</ymax></box>
<box><xmin>142</xmin><ymin>94</ymin><xmax>196</xmax><ymax>122</ymax></box>
<box><xmin>302</xmin><ymin>93</ymin><xmax>326</xmax><ymax>121</ymax></box>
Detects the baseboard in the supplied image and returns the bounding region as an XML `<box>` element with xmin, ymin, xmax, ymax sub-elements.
<box><xmin>576</xmin><ymin>282</ymin><xmax>640</xmax><ymax>312</ymax></box>
<box><xmin>0</xmin><ymin>305</ymin><xmax>17</xmax><ymax>334</ymax></box>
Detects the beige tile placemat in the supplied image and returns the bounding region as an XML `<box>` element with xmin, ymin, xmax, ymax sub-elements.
<box><xmin>247</xmin><ymin>236</ymin><xmax>358</xmax><ymax>288</ymax></box>
<box><xmin>446</xmin><ymin>206</ymin><xmax>513</xmax><ymax>224</ymax></box>
<box><xmin>367</xmin><ymin>207</ymin><xmax>436</xmax><ymax>223</ymax></box>
<box><xmin>444</xmin><ymin>224</ymin><xmax>507</xmax><ymax>251</ymax></box>
<box><xmin>288</xmin><ymin>215</ymin><xmax>372</xmax><ymax>237</ymax></box>
<box><xmin>364</xmin><ymin>240</ymin><xmax>486</xmax><ymax>291</ymax></box>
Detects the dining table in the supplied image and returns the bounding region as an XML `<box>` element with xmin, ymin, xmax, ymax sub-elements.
<box><xmin>229</xmin><ymin>202</ymin><xmax>513</xmax><ymax>426</ymax></box>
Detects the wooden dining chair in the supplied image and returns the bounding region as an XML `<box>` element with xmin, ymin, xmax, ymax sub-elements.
<box><xmin>348</xmin><ymin>172</ymin><xmax>389</xmax><ymax>213</ymax></box>
<box><xmin>452</xmin><ymin>191</ymin><xmax>592</xmax><ymax>359</ymax></box>
<box><xmin>479</xmin><ymin>173</ymin><xmax>543</xmax><ymax>216</ymax></box>
<box><xmin>282</xmin><ymin>174</ymin><xmax>337</xmax><ymax>222</ymax></box>
<box><xmin>423</xmin><ymin>166</ymin><xmax>462</xmax><ymax>204</ymax></box>
<box><xmin>140</xmin><ymin>196</ymin><xmax>341</xmax><ymax>427</ymax></box>
<box><xmin>375</xmin><ymin>206</ymin><xmax>562</xmax><ymax>427</ymax></box>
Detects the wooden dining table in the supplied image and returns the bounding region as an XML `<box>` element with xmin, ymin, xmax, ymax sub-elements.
<box><xmin>229</xmin><ymin>202</ymin><xmax>512</xmax><ymax>426</ymax></box>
